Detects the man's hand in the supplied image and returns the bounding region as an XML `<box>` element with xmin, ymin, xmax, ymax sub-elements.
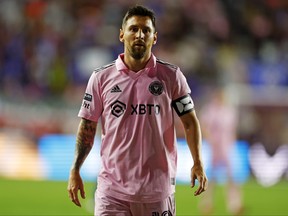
<box><xmin>191</xmin><ymin>164</ymin><xmax>208</xmax><ymax>196</ymax></box>
<box><xmin>67</xmin><ymin>169</ymin><xmax>86</xmax><ymax>207</ymax></box>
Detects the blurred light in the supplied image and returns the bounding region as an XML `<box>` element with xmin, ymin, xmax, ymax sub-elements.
<box><xmin>249</xmin><ymin>143</ymin><xmax>288</xmax><ymax>187</ymax></box>
<box><xmin>37</xmin><ymin>135</ymin><xmax>250</xmax><ymax>184</ymax></box>
<box><xmin>38</xmin><ymin>134</ymin><xmax>101</xmax><ymax>181</ymax></box>
<box><xmin>0</xmin><ymin>131</ymin><xmax>46</xmax><ymax>179</ymax></box>
<box><xmin>197</xmin><ymin>139</ymin><xmax>250</xmax><ymax>185</ymax></box>
<box><xmin>76</xmin><ymin>47</ymin><xmax>113</xmax><ymax>78</ymax></box>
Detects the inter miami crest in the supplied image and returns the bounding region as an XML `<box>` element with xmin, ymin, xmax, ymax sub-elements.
<box><xmin>149</xmin><ymin>81</ymin><xmax>163</xmax><ymax>96</ymax></box>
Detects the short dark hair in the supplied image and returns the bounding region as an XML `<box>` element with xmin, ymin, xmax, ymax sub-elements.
<box><xmin>122</xmin><ymin>5</ymin><xmax>156</xmax><ymax>30</ymax></box>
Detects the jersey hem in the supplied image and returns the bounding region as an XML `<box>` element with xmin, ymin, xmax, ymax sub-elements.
<box><xmin>96</xmin><ymin>187</ymin><xmax>175</xmax><ymax>203</ymax></box>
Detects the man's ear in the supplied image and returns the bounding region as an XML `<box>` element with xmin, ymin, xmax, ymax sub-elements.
<box><xmin>153</xmin><ymin>32</ymin><xmax>158</xmax><ymax>45</ymax></box>
<box><xmin>119</xmin><ymin>29</ymin><xmax>124</xmax><ymax>43</ymax></box>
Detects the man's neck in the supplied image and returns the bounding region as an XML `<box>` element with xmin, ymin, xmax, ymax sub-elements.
<box><xmin>123</xmin><ymin>53</ymin><xmax>151</xmax><ymax>72</ymax></box>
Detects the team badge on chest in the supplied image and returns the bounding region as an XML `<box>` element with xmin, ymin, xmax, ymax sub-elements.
<box><xmin>149</xmin><ymin>81</ymin><xmax>163</xmax><ymax>96</ymax></box>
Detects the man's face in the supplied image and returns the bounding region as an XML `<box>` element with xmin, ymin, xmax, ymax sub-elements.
<box><xmin>120</xmin><ymin>16</ymin><xmax>157</xmax><ymax>60</ymax></box>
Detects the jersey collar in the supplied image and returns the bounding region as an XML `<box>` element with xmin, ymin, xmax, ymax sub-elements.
<box><xmin>116</xmin><ymin>53</ymin><xmax>156</xmax><ymax>72</ymax></box>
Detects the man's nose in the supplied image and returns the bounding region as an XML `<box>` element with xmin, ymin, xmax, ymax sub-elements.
<box><xmin>136</xmin><ymin>29</ymin><xmax>144</xmax><ymax>39</ymax></box>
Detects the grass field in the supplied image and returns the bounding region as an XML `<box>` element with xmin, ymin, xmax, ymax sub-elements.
<box><xmin>0</xmin><ymin>178</ymin><xmax>287</xmax><ymax>216</ymax></box>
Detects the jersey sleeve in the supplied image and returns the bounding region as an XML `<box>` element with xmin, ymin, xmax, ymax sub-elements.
<box><xmin>171</xmin><ymin>68</ymin><xmax>194</xmax><ymax>116</ymax></box>
<box><xmin>78</xmin><ymin>72</ymin><xmax>103</xmax><ymax>122</ymax></box>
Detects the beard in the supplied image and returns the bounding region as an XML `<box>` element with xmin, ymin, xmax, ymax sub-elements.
<box><xmin>130</xmin><ymin>45</ymin><xmax>146</xmax><ymax>60</ymax></box>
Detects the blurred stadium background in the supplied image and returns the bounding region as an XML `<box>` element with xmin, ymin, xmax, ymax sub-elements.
<box><xmin>0</xmin><ymin>0</ymin><xmax>288</xmax><ymax>215</ymax></box>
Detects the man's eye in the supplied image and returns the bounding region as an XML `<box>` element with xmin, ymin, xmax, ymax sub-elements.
<box><xmin>144</xmin><ymin>28</ymin><xmax>152</xmax><ymax>34</ymax></box>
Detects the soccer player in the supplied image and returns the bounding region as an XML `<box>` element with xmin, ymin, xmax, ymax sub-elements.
<box><xmin>67</xmin><ymin>5</ymin><xmax>208</xmax><ymax>216</ymax></box>
<box><xmin>199</xmin><ymin>88</ymin><xmax>243</xmax><ymax>215</ymax></box>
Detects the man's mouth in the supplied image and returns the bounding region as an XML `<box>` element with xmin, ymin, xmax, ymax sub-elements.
<box><xmin>134</xmin><ymin>42</ymin><xmax>145</xmax><ymax>47</ymax></box>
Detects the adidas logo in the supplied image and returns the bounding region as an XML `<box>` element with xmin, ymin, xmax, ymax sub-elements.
<box><xmin>111</xmin><ymin>85</ymin><xmax>122</xmax><ymax>93</ymax></box>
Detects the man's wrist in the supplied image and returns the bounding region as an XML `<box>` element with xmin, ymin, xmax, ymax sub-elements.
<box><xmin>193</xmin><ymin>159</ymin><xmax>203</xmax><ymax>167</ymax></box>
<box><xmin>70</xmin><ymin>167</ymin><xmax>80</xmax><ymax>173</ymax></box>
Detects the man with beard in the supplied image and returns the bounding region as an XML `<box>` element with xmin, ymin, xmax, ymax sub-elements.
<box><xmin>67</xmin><ymin>5</ymin><xmax>208</xmax><ymax>216</ymax></box>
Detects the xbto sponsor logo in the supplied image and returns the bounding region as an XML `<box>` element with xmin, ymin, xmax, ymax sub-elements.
<box><xmin>110</xmin><ymin>100</ymin><xmax>160</xmax><ymax>118</ymax></box>
<box><xmin>131</xmin><ymin>104</ymin><xmax>160</xmax><ymax>115</ymax></box>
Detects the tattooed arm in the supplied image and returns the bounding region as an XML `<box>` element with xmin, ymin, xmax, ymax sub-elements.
<box><xmin>67</xmin><ymin>118</ymin><xmax>97</xmax><ymax>207</ymax></box>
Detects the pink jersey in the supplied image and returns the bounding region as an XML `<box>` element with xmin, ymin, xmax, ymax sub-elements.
<box><xmin>78</xmin><ymin>53</ymin><xmax>193</xmax><ymax>203</ymax></box>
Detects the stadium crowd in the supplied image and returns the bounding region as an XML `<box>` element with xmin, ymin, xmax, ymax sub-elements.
<box><xmin>0</xmin><ymin>0</ymin><xmax>288</xmax><ymax>149</ymax></box>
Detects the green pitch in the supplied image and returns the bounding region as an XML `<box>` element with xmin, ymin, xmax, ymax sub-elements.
<box><xmin>0</xmin><ymin>178</ymin><xmax>287</xmax><ymax>216</ymax></box>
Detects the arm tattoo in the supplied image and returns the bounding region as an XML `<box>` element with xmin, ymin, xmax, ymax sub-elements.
<box><xmin>72</xmin><ymin>118</ymin><xmax>97</xmax><ymax>171</ymax></box>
